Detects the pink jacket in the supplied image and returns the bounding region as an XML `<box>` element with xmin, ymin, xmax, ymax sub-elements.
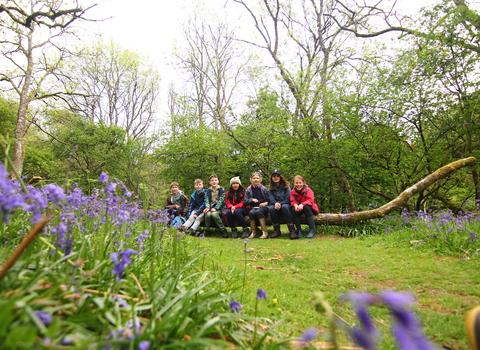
<box><xmin>290</xmin><ymin>185</ymin><xmax>319</xmax><ymax>214</ymax></box>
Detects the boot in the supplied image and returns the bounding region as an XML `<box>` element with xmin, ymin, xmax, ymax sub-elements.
<box><xmin>306</xmin><ymin>215</ymin><xmax>317</xmax><ymax>238</ymax></box>
<box><xmin>287</xmin><ymin>223</ymin><xmax>297</xmax><ymax>240</ymax></box>
<box><xmin>241</xmin><ymin>227</ymin><xmax>250</xmax><ymax>239</ymax></box>
<box><xmin>231</xmin><ymin>227</ymin><xmax>238</xmax><ymax>239</ymax></box>
<box><xmin>248</xmin><ymin>220</ymin><xmax>257</xmax><ymax>239</ymax></box>
<box><xmin>293</xmin><ymin>217</ymin><xmax>303</xmax><ymax>239</ymax></box>
<box><xmin>271</xmin><ymin>224</ymin><xmax>281</xmax><ymax>239</ymax></box>
<box><xmin>221</xmin><ymin>228</ymin><xmax>229</xmax><ymax>238</ymax></box>
<box><xmin>258</xmin><ymin>218</ymin><xmax>268</xmax><ymax>239</ymax></box>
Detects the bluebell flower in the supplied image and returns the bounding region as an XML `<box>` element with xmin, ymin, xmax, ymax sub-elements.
<box><xmin>257</xmin><ymin>288</ymin><xmax>266</xmax><ymax>300</ymax></box>
<box><xmin>138</xmin><ymin>341</ymin><xmax>151</xmax><ymax>350</ymax></box>
<box><xmin>34</xmin><ymin>311</ymin><xmax>52</xmax><ymax>326</ymax></box>
<box><xmin>99</xmin><ymin>172</ymin><xmax>109</xmax><ymax>184</ymax></box>
<box><xmin>230</xmin><ymin>300</ymin><xmax>242</xmax><ymax>312</ymax></box>
<box><xmin>380</xmin><ymin>291</ymin><xmax>436</xmax><ymax>350</ymax></box>
<box><xmin>340</xmin><ymin>292</ymin><xmax>379</xmax><ymax>350</ymax></box>
<box><xmin>300</xmin><ymin>327</ymin><xmax>318</xmax><ymax>343</ymax></box>
<box><xmin>44</xmin><ymin>184</ymin><xmax>65</xmax><ymax>204</ymax></box>
<box><xmin>111</xmin><ymin>249</ymin><xmax>139</xmax><ymax>281</ymax></box>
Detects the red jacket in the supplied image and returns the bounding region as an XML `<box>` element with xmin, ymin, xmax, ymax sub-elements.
<box><xmin>225</xmin><ymin>191</ymin><xmax>246</xmax><ymax>209</ymax></box>
<box><xmin>290</xmin><ymin>185</ymin><xmax>319</xmax><ymax>214</ymax></box>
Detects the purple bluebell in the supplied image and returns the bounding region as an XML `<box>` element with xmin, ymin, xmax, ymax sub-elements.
<box><xmin>380</xmin><ymin>291</ymin><xmax>436</xmax><ymax>350</ymax></box>
<box><xmin>111</xmin><ymin>249</ymin><xmax>139</xmax><ymax>281</ymax></box>
<box><xmin>61</xmin><ymin>337</ymin><xmax>74</xmax><ymax>345</ymax></box>
<box><xmin>257</xmin><ymin>288</ymin><xmax>266</xmax><ymax>300</ymax></box>
<box><xmin>44</xmin><ymin>184</ymin><xmax>65</xmax><ymax>204</ymax></box>
<box><xmin>34</xmin><ymin>310</ymin><xmax>52</xmax><ymax>326</ymax></box>
<box><xmin>230</xmin><ymin>300</ymin><xmax>242</xmax><ymax>313</ymax></box>
<box><xmin>300</xmin><ymin>327</ymin><xmax>317</xmax><ymax>343</ymax></box>
<box><xmin>340</xmin><ymin>292</ymin><xmax>379</xmax><ymax>350</ymax></box>
<box><xmin>99</xmin><ymin>172</ymin><xmax>109</xmax><ymax>184</ymax></box>
<box><xmin>138</xmin><ymin>341</ymin><xmax>151</xmax><ymax>350</ymax></box>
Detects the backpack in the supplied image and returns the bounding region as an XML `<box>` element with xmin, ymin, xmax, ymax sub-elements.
<box><xmin>171</xmin><ymin>216</ymin><xmax>186</xmax><ymax>227</ymax></box>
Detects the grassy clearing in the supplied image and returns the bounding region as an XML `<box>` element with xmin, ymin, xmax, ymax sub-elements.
<box><xmin>199</xmin><ymin>221</ymin><xmax>480</xmax><ymax>350</ymax></box>
<box><xmin>1</xmin><ymin>167</ymin><xmax>480</xmax><ymax>349</ymax></box>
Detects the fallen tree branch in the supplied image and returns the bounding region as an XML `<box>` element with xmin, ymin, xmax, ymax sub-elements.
<box><xmin>314</xmin><ymin>157</ymin><xmax>476</xmax><ymax>225</ymax></box>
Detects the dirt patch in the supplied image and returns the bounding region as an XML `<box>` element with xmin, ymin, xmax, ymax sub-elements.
<box><xmin>343</xmin><ymin>269</ymin><xmax>402</xmax><ymax>289</ymax></box>
<box><xmin>314</xmin><ymin>235</ymin><xmax>347</xmax><ymax>241</ymax></box>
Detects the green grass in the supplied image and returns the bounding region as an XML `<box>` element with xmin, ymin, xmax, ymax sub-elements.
<box><xmin>1</xmin><ymin>170</ymin><xmax>480</xmax><ymax>349</ymax></box>
<box><xmin>196</xmin><ymin>226</ymin><xmax>480</xmax><ymax>350</ymax></box>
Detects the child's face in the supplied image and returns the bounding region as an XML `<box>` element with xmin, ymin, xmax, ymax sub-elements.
<box><xmin>251</xmin><ymin>175</ymin><xmax>261</xmax><ymax>186</ymax></box>
<box><xmin>231</xmin><ymin>183</ymin><xmax>240</xmax><ymax>191</ymax></box>
<box><xmin>294</xmin><ymin>179</ymin><xmax>304</xmax><ymax>190</ymax></box>
<box><xmin>171</xmin><ymin>185</ymin><xmax>179</xmax><ymax>193</ymax></box>
<box><xmin>209</xmin><ymin>177</ymin><xmax>219</xmax><ymax>187</ymax></box>
<box><xmin>271</xmin><ymin>174</ymin><xmax>280</xmax><ymax>183</ymax></box>
<box><xmin>195</xmin><ymin>182</ymin><xmax>203</xmax><ymax>191</ymax></box>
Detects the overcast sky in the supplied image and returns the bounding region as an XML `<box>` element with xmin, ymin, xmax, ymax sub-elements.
<box><xmin>85</xmin><ymin>0</ymin><xmax>438</xmax><ymax>118</ymax></box>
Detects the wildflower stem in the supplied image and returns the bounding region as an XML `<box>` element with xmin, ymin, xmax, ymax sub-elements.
<box><xmin>37</xmin><ymin>236</ymin><xmax>78</xmax><ymax>268</ymax></box>
<box><xmin>0</xmin><ymin>215</ymin><xmax>51</xmax><ymax>281</ymax></box>
<box><xmin>0</xmin><ymin>136</ymin><xmax>29</xmax><ymax>193</ymax></box>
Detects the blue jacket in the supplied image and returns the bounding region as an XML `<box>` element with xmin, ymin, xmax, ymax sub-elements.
<box><xmin>204</xmin><ymin>187</ymin><xmax>226</xmax><ymax>211</ymax></box>
<box><xmin>244</xmin><ymin>184</ymin><xmax>269</xmax><ymax>208</ymax></box>
<box><xmin>268</xmin><ymin>185</ymin><xmax>291</xmax><ymax>206</ymax></box>
<box><xmin>187</xmin><ymin>189</ymin><xmax>206</xmax><ymax>217</ymax></box>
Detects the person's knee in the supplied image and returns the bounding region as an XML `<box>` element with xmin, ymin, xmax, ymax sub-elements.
<box><xmin>303</xmin><ymin>205</ymin><xmax>313</xmax><ymax>215</ymax></box>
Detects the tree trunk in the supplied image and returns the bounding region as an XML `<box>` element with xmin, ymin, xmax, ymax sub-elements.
<box><xmin>313</xmin><ymin>157</ymin><xmax>476</xmax><ymax>225</ymax></box>
<box><xmin>12</xmin><ymin>29</ymin><xmax>34</xmax><ymax>176</ymax></box>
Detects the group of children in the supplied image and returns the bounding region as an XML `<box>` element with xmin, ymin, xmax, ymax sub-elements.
<box><xmin>164</xmin><ymin>170</ymin><xmax>319</xmax><ymax>240</ymax></box>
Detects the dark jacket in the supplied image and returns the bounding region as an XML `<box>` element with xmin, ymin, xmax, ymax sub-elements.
<box><xmin>290</xmin><ymin>185</ymin><xmax>319</xmax><ymax>214</ymax></box>
<box><xmin>187</xmin><ymin>189</ymin><xmax>206</xmax><ymax>217</ymax></box>
<box><xmin>268</xmin><ymin>185</ymin><xmax>291</xmax><ymax>206</ymax></box>
<box><xmin>164</xmin><ymin>191</ymin><xmax>189</xmax><ymax>216</ymax></box>
<box><xmin>244</xmin><ymin>184</ymin><xmax>269</xmax><ymax>208</ymax></box>
<box><xmin>205</xmin><ymin>187</ymin><xmax>226</xmax><ymax>211</ymax></box>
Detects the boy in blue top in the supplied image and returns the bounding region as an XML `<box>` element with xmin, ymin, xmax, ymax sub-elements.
<box><xmin>181</xmin><ymin>179</ymin><xmax>206</xmax><ymax>235</ymax></box>
<box><xmin>203</xmin><ymin>174</ymin><xmax>227</xmax><ymax>237</ymax></box>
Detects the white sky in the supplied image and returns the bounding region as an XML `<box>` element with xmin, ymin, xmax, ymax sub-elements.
<box><xmin>85</xmin><ymin>0</ymin><xmax>438</xmax><ymax>119</ymax></box>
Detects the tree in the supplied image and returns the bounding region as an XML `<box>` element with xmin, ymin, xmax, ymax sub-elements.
<box><xmin>232</xmin><ymin>0</ymin><xmax>377</xmax><ymax>211</ymax></box>
<box><xmin>333</xmin><ymin>0</ymin><xmax>480</xmax><ymax>54</ymax></box>
<box><xmin>60</xmin><ymin>40</ymin><xmax>161</xmax><ymax>139</ymax></box>
<box><xmin>0</xmin><ymin>1</ymin><xmax>92</xmax><ymax>29</ymax></box>
<box><xmin>312</xmin><ymin>157</ymin><xmax>476</xmax><ymax>225</ymax></box>
<box><xmin>330</xmin><ymin>0</ymin><xmax>480</xmax><ymax>208</ymax></box>
<box><xmin>172</xmin><ymin>6</ymin><xmax>252</xmax><ymax>131</ymax></box>
<box><xmin>49</xmin><ymin>114</ymin><xmax>128</xmax><ymax>192</ymax></box>
<box><xmin>0</xmin><ymin>0</ymin><xmax>95</xmax><ymax>176</ymax></box>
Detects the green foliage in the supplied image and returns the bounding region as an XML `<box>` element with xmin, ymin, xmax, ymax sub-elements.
<box><xmin>0</xmin><ymin>97</ymin><xmax>16</xmax><ymax>136</ymax></box>
<box><xmin>156</xmin><ymin>120</ymin><xmax>239</xmax><ymax>191</ymax></box>
<box><xmin>48</xmin><ymin>114</ymin><xmax>128</xmax><ymax>191</ymax></box>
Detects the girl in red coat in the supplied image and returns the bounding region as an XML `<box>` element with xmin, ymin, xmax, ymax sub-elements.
<box><xmin>290</xmin><ymin>175</ymin><xmax>319</xmax><ymax>239</ymax></box>
<box><xmin>224</xmin><ymin>177</ymin><xmax>250</xmax><ymax>239</ymax></box>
